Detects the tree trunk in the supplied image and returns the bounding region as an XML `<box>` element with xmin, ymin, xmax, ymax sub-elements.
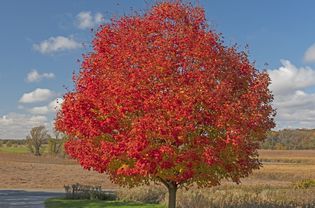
<box><xmin>35</xmin><ymin>145</ymin><xmax>41</xmax><ymax>156</ymax></box>
<box><xmin>167</xmin><ymin>183</ymin><xmax>177</xmax><ymax>208</ymax></box>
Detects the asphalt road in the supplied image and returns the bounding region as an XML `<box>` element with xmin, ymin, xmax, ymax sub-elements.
<box><xmin>0</xmin><ymin>190</ymin><xmax>64</xmax><ymax>208</ymax></box>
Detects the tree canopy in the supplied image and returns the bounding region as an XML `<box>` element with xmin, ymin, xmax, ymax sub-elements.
<box><xmin>56</xmin><ymin>1</ymin><xmax>275</xmax><ymax>207</ymax></box>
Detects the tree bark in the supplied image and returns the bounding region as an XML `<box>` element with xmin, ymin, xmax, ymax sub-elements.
<box><xmin>35</xmin><ymin>146</ymin><xmax>41</xmax><ymax>156</ymax></box>
<box><xmin>167</xmin><ymin>183</ymin><xmax>177</xmax><ymax>208</ymax></box>
<box><xmin>158</xmin><ymin>178</ymin><xmax>178</xmax><ymax>208</ymax></box>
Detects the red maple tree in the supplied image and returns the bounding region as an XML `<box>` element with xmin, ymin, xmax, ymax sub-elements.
<box><xmin>55</xmin><ymin>2</ymin><xmax>275</xmax><ymax>207</ymax></box>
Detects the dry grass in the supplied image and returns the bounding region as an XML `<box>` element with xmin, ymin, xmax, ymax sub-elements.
<box><xmin>0</xmin><ymin>149</ymin><xmax>314</xmax><ymax>207</ymax></box>
<box><xmin>258</xmin><ymin>149</ymin><xmax>315</xmax><ymax>158</ymax></box>
<box><xmin>0</xmin><ymin>152</ymin><xmax>117</xmax><ymax>191</ymax></box>
<box><xmin>117</xmin><ymin>150</ymin><xmax>315</xmax><ymax>207</ymax></box>
<box><xmin>118</xmin><ymin>184</ymin><xmax>315</xmax><ymax>208</ymax></box>
<box><xmin>258</xmin><ymin>149</ymin><xmax>315</xmax><ymax>164</ymax></box>
<box><xmin>249</xmin><ymin>164</ymin><xmax>314</xmax><ymax>183</ymax></box>
<box><xmin>174</xmin><ymin>186</ymin><xmax>315</xmax><ymax>208</ymax></box>
<box><xmin>240</xmin><ymin>150</ymin><xmax>315</xmax><ymax>186</ymax></box>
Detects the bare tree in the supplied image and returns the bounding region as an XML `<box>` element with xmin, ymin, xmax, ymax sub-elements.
<box><xmin>47</xmin><ymin>131</ymin><xmax>67</xmax><ymax>157</ymax></box>
<box><xmin>26</xmin><ymin>126</ymin><xmax>50</xmax><ymax>156</ymax></box>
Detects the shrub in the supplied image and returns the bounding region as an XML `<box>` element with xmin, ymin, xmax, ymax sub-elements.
<box><xmin>117</xmin><ymin>185</ymin><xmax>166</xmax><ymax>204</ymax></box>
<box><xmin>64</xmin><ymin>183</ymin><xmax>116</xmax><ymax>200</ymax></box>
<box><xmin>47</xmin><ymin>138</ymin><xmax>66</xmax><ymax>157</ymax></box>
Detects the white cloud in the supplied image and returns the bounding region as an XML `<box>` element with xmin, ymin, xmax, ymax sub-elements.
<box><xmin>29</xmin><ymin>98</ymin><xmax>64</xmax><ymax>115</ymax></box>
<box><xmin>33</xmin><ymin>36</ymin><xmax>81</xmax><ymax>54</ymax></box>
<box><xmin>0</xmin><ymin>115</ymin><xmax>13</xmax><ymax>125</ymax></box>
<box><xmin>304</xmin><ymin>43</ymin><xmax>315</xmax><ymax>63</ymax></box>
<box><xmin>0</xmin><ymin>113</ymin><xmax>48</xmax><ymax>139</ymax></box>
<box><xmin>268</xmin><ymin>60</ymin><xmax>315</xmax><ymax>95</ymax></box>
<box><xmin>48</xmin><ymin>98</ymin><xmax>64</xmax><ymax>112</ymax></box>
<box><xmin>19</xmin><ymin>88</ymin><xmax>55</xmax><ymax>103</ymax></box>
<box><xmin>0</xmin><ymin>97</ymin><xmax>64</xmax><ymax>138</ymax></box>
<box><xmin>26</xmin><ymin>70</ymin><xmax>55</xmax><ymax>82</ymax></box>
<box><xmin>76</xmin><ymin>11</ymin><xmax>104</xmax><ymax>29</ymax></box>
<box><xmin>17</xmin><ymin>105</ymin><xmax>25</xmax><ymax>110</ymax></box>
<box><xmin>0</xmin><ymin>97</ymin><xmax>63</xmax><ymax>138</ymax></box>
<box><xmin>274</xmin><ymin>91</ymin><xmax>315</xmax><ymax>129</ymax></box>
<box><xmin>268</xmin><ymin>60</ymin><xmax>315</xmax><ymax>129</ymax></box>
<box><xmin>29</xmin><ymin>106</ymin><xmax>50</xmax><ymax>115</ymax></box>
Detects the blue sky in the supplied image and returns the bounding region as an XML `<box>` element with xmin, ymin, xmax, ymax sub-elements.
<box><xmin>1</xmin><ymin>0</ymin><xmax>315</xmax><ymax>139</ymax></box>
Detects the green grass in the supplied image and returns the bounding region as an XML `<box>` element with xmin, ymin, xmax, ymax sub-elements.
<box><xmin>0</xmin><ymin>145</ymin><xmax>29</xmax><ymax>153</ymax></box>
<box><xmin>0</xmin><ymin>144</ymin><xmax>50</xmax><ymax>154</ymax></box>
<box><xmin>45</xmin><ymin>198</ymin><xmax>165</xmax><ymax>208</ymax></box>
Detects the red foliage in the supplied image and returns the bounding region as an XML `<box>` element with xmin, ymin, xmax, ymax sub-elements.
<box><xmin>56</xmin><ymin>1</ymin><xmax>275</xmax><ymax>188</ymax></box>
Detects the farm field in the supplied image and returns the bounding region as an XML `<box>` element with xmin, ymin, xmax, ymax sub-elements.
<box><xmin>0</xmin><ymin>145</ymin><xmax>29</xmax><ymax>154</ymax></box>
<box><xmin>0</xmin><ymin>149</ymin><xmax>314</xmax><ymax>190</ymax></box>
<box><xmin>0</xmin><ymin>144</ymin><xmax>49</xmax><ymax>154</ymax></box>
<box><xmin>0</xmin><ymin>148</ymin><xmax>314</xmax><ymax>207</ymax></box>
<box><xmin>117</xmin><ymin>150</ymin><xmax>315</xmax><ymax>207</ymax></box>
<box><xmin>0</xmin><ymin>151</ymin><xmax>117</xmax><ymax>191</ymax></box>
<box><xmin>245</xmin><ymin>149</ymin><xmax>315</xmax><ymax>186</ymax></box>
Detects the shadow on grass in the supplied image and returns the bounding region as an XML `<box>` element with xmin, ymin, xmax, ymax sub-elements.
<box><xmin>45</xmin><ymin>198</ymin><xmax>165</xmax><ymax>208</ymax></box>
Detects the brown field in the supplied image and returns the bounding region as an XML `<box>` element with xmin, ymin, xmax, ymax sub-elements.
<box><xmin>245</xmin><ymin>150</ymin><xmax>315</xmax><ymax>186</ymax></box>
<box><xmin>0</xmin><ymin>149</ymin><xmax>314</xmax><ymax>191</ymax></box>
<box><xmin>0</xmin><ymin>152</ymin><xmax>117</xmax><ymax>191</ymax></box>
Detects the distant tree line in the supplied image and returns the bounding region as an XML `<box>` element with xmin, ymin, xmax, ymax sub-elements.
<box><xmin>0</xmin><ymin>139</ymin><xmax>28</xmax><ymax>145</ymax></box>
<box><xmin>1</xmin><ymin>128</ymin><xmax>315</xmax><ymax>151</ymax></box>
<box><xmin>261</xmin><ymin>129</ymin><xmax>315</xmax><ymax>150</ymax></box>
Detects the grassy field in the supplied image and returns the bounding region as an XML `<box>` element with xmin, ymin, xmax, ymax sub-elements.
<box><xmin>171</xmin><ymin>185</ymin><xmax>315</xmax><ymax>207</ymax></box>
<box><xmin>0</xmin><ymin>144</ymin><xmax>50</xmax><ymax>154</ymax></box>
<box><xmin>0</xmin><ymin>150</ymin><xmax>314</xmax><ymax>189</ymax></box>
<box><xmin>0</xmin><ymin>151</ymin><xmax>117</xmax><ymax>190</ymax></box>
<box><xmin>247</xmin><ymin>150</ymin><xmax>315</xmax><ymax>185</ymax></box>
<box><xmin>259</xmin><ymin>149</ymin><xmax>315</xmax><ymax>163</ymax></box>
<box><xmin>115</xmin><ymin>150</ymin><xmax>315</xmax><ymax>207</ymax></box>
<box><xmin>0</xmin><ymin>145</ymin><xmax>29</xmax><ymax>153</ymax></box>
<box><xmin>45</xmin><ymin>198</ymin><xmax>165</xmax><ymax>208</ymax></box>
<box><xmin>0</xmin><ymin>149</ymin><xmax>314</xmax><ymax>207</ymax></box>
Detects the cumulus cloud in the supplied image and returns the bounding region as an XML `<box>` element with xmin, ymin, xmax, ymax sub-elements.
<box><xmin>274</xmin><ymin>91</ymin><xmax>315</xmax><ymax>129</ymax></box>
<box><xmin>268</xmin><ymin>60</ymin><xmax>315</xmax><ymax>129</ymax></box>
<box><xmin>48</xmin><ymin>98</ymin><xmax>64</xmax><ymax>111</ymax></box>
<box><xmin>304</xmin><ymin>43</ymin><xmax>315</xmax><ymax>63</ymax></box>
<box><xmin>33</xmin><ymin>36</ymin><xmax>81</xmax><ymax>54</ymax></box>
<box><xmin>19</xmin><ymin>88</ymin><xmax>55</xmax><ymax>103</ymax></box>
<box><xmin>26</xmin><ymin>70</ymin><xmax>55</xmax><ymax>82</ymax></box>
<box><xmin>29</xmin><ymin>98</ymin><xmax>64</xmax><ymax>115</ymax></box>
<box><xmin>0</xmin><ymin>97</ymin><xmax>63</xmax><ymax>138</ymax></box>
<box><xmin>29</xmin><ymin>106</ymin><xmax>50</xmax><ymax>115</ymax></box>
<box><xmin>0</xmin><ymin>115</ymin><xmax>13</xmax><ymax>126</ymax></box>
<box><xmin>268</xmin><ymin>60</ymin><xmax>315</xmax><ymax>95</ymax></box>
<box><xmin>0</xmin><ymin>113</ymin><xmax>48</xmax><ymax>139</ymax></box>
<box><xmin>76</xmin><ymin>11</ymin><xmax>104</xmax><ymax>29</ymax></box>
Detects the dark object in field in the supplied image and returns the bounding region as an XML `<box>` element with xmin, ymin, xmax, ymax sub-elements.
<box><xmin>64</xmin><ymin>183</ymin><xmax>116</xmax><ymax>200</ymax></box>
